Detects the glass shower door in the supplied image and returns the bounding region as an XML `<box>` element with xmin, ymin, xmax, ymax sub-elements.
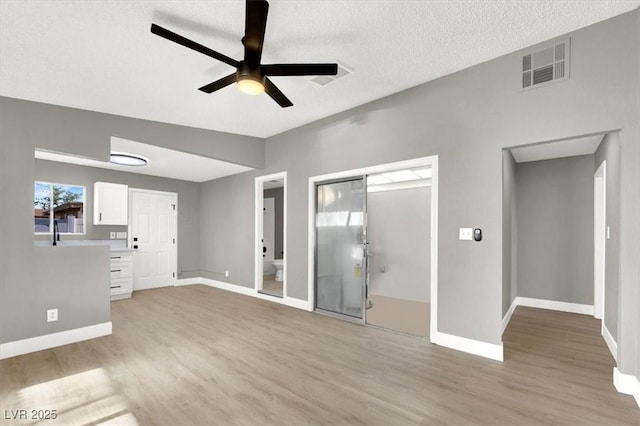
<box><xmin>315</xmin><ymin>178</ymin><xmax>367</xmax><ymax>319</ymax></box>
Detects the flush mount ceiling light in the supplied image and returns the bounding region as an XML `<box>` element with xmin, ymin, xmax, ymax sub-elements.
<box><xmin>109</xmin><ymin>153</ymin><xmax>148</xmax><ymax>166</ymax></box>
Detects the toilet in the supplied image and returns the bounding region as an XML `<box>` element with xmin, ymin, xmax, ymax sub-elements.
<box><xmin>271</xmin><ymin>259</ymin><xmax>284</xmax><ymax>282</ymax></box>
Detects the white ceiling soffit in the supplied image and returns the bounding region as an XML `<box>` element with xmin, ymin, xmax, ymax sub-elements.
<box><xmin>510</xmin><ymin>134</ymin><xmax>605</xmax><ymax>163</ymax></box>
<box><xmin>35</xmin><ymin>137</ymin><xmax>253</xmax><ymax>183</ymax></box>
<box><xmin>2</xmin><ymin>2</ymin><xmax>639</xmax><ymax>138</ymax></box>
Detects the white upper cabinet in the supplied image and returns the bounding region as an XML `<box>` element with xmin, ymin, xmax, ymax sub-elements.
<box><xmin>94</xmin><ymin>182</ymin><xmax>128</xmax><ymax>225</ymax></box>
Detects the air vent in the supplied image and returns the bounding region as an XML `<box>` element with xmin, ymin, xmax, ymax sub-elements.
<box><xmin>522</xmin><ymin>39</ymin><xmax>569</xmax><ymax>89</ymax></box>
<box><xmin>311</xmin><ymin>61</ymin><xmax>352</xmax><ymax>86</ymax></box>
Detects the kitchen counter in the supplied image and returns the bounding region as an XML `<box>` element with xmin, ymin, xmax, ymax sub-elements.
<box><xmin>34</xmin><ymin>239</ymin><xmax>132</xmax><ymax>252</ymax></box>
<box><xmin>110</xmin><ymin>247</ymin><xmax>134</xmax><ymax>253</ymax></box>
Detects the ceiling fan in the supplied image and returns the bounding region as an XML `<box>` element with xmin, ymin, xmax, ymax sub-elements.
<box><xmin>151</xmin><ymin>0</ymin><xmax>338</xmax><ymax>108</ymax></box>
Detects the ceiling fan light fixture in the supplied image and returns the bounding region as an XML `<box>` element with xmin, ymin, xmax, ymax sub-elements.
<box><xmin>237</xmin><ymin>76</ymin><xmax>265</xmax><ymax>95</ymax></box>
<box><xmin>110</xmin><ymin>153</ymin><xmax>148</xmax><ymax>166</ymax></box>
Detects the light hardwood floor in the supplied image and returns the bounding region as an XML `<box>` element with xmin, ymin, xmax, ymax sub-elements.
<box><xmin>1</xmin><ymin>285</ymin><xmax>638</xmax><ymax>425</ymax></box>
<box><xmin>259</xmin><ymin>274</ymin><xmax>283</xmax><ymax>298</ymax></box>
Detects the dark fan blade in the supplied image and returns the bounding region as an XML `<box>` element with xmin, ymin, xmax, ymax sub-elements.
<box><xmin>151</xmin><ymin>24</ymin><xmax>239</xmax><ymax>68</ymax></box>
<box><xmin>264</xmin><ymin>78</ymin><xmax>293</xmax><ymax>108</ymax></box>
<box><xmin>243</xmin><ymin>0</ymin><xmax>269</xmax><ymax>67</ymax></box>
<box><xmin>198</xmin><ymin>73</ymin><xmax>237</xmax><ymax>93</ymax></box>
<box><xmin>262</xmin><ymin>63</ymin><xmax>338</xmax><ymax>77</ymax></box>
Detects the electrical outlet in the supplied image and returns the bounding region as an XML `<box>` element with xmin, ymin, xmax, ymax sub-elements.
<box><xmin>225</xmin><ymin>270</ymin><xmax>229</xmax><ymax>277</ymax></box>
<box><xmin>47</xmin><ymin>309</ymin><xmax>58</xmax><ymax>322</ymax></box>
<box><xmin>110</xmin><ymin>232</ymin><xmax>116</xmax><ymax>239</ymax></box>
<box><xmin>116</xmin><ymin>231</ymin><xmax>127</xmax><ymax>239</ymax></box>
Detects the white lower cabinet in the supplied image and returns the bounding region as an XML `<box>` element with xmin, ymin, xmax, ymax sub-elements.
<box><xmin>110</xmin><ymin>252</ymin><xmax>133</xmax><ymax>300</ymax></box>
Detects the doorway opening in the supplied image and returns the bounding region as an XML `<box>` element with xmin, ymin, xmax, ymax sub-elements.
<box><xmin>366</xmin><ymin>172</ymin><xmax>431</xmax><ymax>337</ymax></box>
<box><xmin>308</xmin><ymin>156</ymin><xmax>438</xmax><ymax>340</ymax></box>
<box><xmin>502</xmin><ymin>131</ymin><xmax>619</xmax><ymax>363</ymax></box>
<box><xmin>255</xmin><ymin>172</ymin><xmax>287</xmax><ymax>298</ymax></box>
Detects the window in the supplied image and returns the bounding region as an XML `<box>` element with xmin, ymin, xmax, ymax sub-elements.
<box><xmin>34</xmin><ymin>182</ymin><xmax>85</xmax><ymax>234</ymax></box>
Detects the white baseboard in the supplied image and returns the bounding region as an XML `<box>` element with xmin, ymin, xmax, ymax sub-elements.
<box><xmin>175</xmin><ymin>277</ymin><xmax>205</xmax><ymax>286</ymax></box>
<box><xmin>515</xmin><ymin>297</ymin><xmax>594</xmax><ymax>315</ymax></box>
<box><xmin>613</xmin><ymin>367</ymin><xmax>640</xmax><ymax>408</ymax></box>
<box><xmin>602</xmin><ymin>323</ymin><xmax>617</xmax><ymax>362</ymax></box>
<box><xmin>0</xmin><ymin>322</ymin><xmax>112</xmax><ymax>360</ymax></box>
<box><xmin>177</xmin><ymin>277</ymin><xmax>311</xmax><ymax>311</ymax></box>
<box><xmin>431</xmin><ymin>331</ymin><xmax>504</xmax><ymax>362</ymax></box>
<box><xmin>501</xmin><ymin>297</ymin><xmax>594</xmax><ymax>334</ymax></box>
<box><xmin>501</xmin><ymin>298</ymin><xmax>518</xmax><ymax>335</ymax></box>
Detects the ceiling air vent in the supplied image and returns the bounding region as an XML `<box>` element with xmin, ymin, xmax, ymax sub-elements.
<box><xmin>522</xmin><ymin>39</ymin><xmax>569</xmax><ymax>89</ymax></box>
<box><xmin>311</xmin><ymin>61</ymin><xmax>352</xmax><ymax>86</ymax></box>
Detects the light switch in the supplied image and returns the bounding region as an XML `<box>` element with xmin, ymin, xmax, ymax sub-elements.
<box><xmin>109</xmin><ymin>232</ymin><xmax>116</xmax><ymax>239</ymax></box>
<box><xmin>459</xmin><ymin>228</ymin><xmax>473</xmax><ymax>241</ymax></box>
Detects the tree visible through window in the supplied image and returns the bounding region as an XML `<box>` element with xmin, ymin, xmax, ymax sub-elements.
<box><xmin>34</xmin><ymin>182</ymin><xmax>85</xmax><ymax>234</ymax></box>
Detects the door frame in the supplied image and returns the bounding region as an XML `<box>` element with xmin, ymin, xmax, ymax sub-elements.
<box><xmin>594</xmin><ymin>161</ymin><xmax>606</xmax><ymax>322</ymax></box>
<box><xmin>254</xmin><ymin>172</ymin><xmax>288</xmax><ymax>297</ymax></box>
<box><xmin>128</xmin><ymin>187</ymin><xmax>178</xmax><ymax>288</ymax></box>
<box><xmin>307</xmin><ymin>155</ymin><xmax>439</xmax><ymax>341</ymax></box>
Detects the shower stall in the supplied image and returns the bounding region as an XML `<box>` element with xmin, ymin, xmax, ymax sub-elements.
<box><xmin>314</xmin><ymin>178</ymin><xmax>368</xmax><ymax>320</ymax></box>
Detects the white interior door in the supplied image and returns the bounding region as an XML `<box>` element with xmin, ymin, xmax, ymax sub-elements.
<box><xmin>130</xmin><ymin>189</ymin><xmax>177</xmax><ymax>291</ymax></box>
<box><xmin>263</xmin><ymin>197</ymin><xmax>275</xmax><ymax>274</ymax></box>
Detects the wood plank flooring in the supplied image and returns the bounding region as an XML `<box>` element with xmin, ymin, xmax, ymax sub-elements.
<box><xmin>259</xmin><ymin>274</ymin><xmax>283</xmax><ymax>298</ymax></box>
<box><xmin>1</xmin><ymin>285</ymin><xmax>638</xmax><ymax>425</ymax></box>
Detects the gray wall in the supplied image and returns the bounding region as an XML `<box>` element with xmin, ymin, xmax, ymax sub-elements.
<box><xmin>595</xmin><ymin>133</ymin><xmax>621</xmax><ymax>342</ymax></box>
<box><xmin>502</xmin><ymin>150</ymin><xmax>517</xmax><ymax>317</ymax></box>
<box><xmin>637</xmin><ymin>11</ymin><xmax>640</xmax><ymax>382</ymax></box>
<box><xmin>198</xmin><ymin>173</ymin><xmax>255</xmax><ymax>281</ymax></box>
<box><xmin>198</xmin><ymin>10</ymin><xmax>640</xmax><ymax>363</ymax></box>
<box><xmin>1</xmin><ymin>97</ymin><xmax>265</xmax><ymax>168</ymax></box>
<box><xmin>34</xmin><ymin>159</ymin><xmax>201</xmax><ymax>275</ymax></box>
<box><xmin>31</xmin><ymin>246</ymin><xmax>111</xmax><ymax>340</ymax></box>
<box><xmin>515</xmin><ymin>155</ymin><xmax>594</xmax><ymax>305</ymax></box>
<box><xmin>368</xmin><ymin>186</ymin><xmax>431</xmax><ymax>303</ymax></box>
<box><xmin>0</xmin><ymin>96</ymin><xmax>263</xmax><ymax>345</ymax></box>
<box><xmin>264</xmin><ymin>187</ymin><xmax>284</xmax><ymax>260</ymax></box>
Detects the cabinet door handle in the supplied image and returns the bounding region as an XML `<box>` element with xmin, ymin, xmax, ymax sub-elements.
<box><xmin>99</xmin><ymin>212</ymin><xmax>102</xmax><ymax>222</ymax></box>
<box><xmin>111</xmin><ymin>269</ymin><xmax>122</xmax><ymax>273</ymax></box>
<box><xmin>110</xmin><ymin>285</ymin><xmax>121</xmax><ymax>289</ymax></box>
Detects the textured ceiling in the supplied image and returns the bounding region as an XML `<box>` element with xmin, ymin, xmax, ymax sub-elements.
<box><xmin>1</xmin><ymin>1</ymin><xmax>638</xmax><ymax>138</ymax></box>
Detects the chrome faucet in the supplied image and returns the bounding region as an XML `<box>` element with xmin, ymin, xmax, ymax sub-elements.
<box><xmin>52</xmin><ymin>220</ymin><xmax>60</xmax><ymax>246</ymax></box>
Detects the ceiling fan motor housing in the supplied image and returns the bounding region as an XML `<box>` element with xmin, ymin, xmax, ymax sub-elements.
<box><xmin>237</xmin><ymin>61</ymin><xmax>265</xmax><ymax>85</ymax></box>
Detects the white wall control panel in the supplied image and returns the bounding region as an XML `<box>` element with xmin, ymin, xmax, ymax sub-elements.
<box><xmin>459</xmin><ymin>227</ymin><xmax>473</xmax><ymax>240</ymax></box>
